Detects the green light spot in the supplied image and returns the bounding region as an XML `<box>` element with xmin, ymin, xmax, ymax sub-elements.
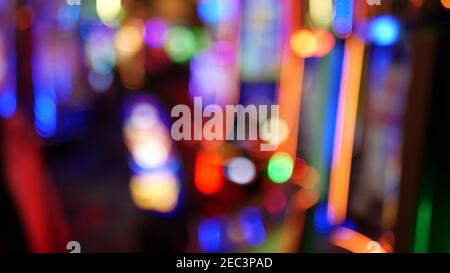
<box><xmin>268</xmin><ymin>152</ymin><xmax>294</xmax><ymax>184</ymax></box>
<box><xmin>165</xmin><ymin>26</ymin><xmax>196</xmax><ymax>63</ymax></box>
<box><xmin>193</xmin><ymin>27</ymin><xmax>212</xmax><ymax>51</ymax></box>
<box><xmin>414</xmin><ymin>197</ymin><xmax>432</xmax><ymax>253</ymax></box>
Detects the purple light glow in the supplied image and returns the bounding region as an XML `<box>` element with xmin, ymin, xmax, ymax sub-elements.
<box><xmin>144</xmin><ymin>18</ymin><xmax>168</xmax><ymax>48</ymax></box>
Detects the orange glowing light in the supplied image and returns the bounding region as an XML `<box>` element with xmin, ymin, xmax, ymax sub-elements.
<box><xmin>314</xmin><ymin>30</ymin><xmax>335</xmax><ymax>57</ymax></box>
<box><xmin>195</xmin><ymin>150</ymin><xmax>224</xmax><ymax>195</ymax></box>
<box><xmin>290</xmin><ymin>30</ymin><xmax>317</xmax><ymax>58</ymax></box>
<box><xmin>290</xmin><ymin>30</ymin><xmax>335</xmax><ymax>58</ymax></box>
<box><xmin>328</xmin><ymin>36</ymin><xmax>365</xmax><ymax>225</ymax></box>
<box><xmin>278</xmin><ymin>0</ymin><xmax>304</xmax><ymax>157</ymax></box>
<box><xmin>115</xmin><ymin>21</ymin><xmax>145</xmax><ymax>60</ymax></box>
<box><xmin>278</xmin><ymin>0</ymin><xmax>307</xmax><ymax>253</ymax></box>
<box><xmin>296</xmin><ymin>188</ymin><xmax>319</xmax><ymax>210</ymax></box>
<box><xmin>330</xmin><ymin>227</ymin><xmax>388</xmax><ymax>253</ymax></box>
<box><xmin>119</xmin><ymin>54</ymin><xmax>146</xmax><ymax>90</ymax></box>
<box><xmin>441</xmin><ymin>0</ymin><xmax>450</xmax><ymax>9</ymax></box>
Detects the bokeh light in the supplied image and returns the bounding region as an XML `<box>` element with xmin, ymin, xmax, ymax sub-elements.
<box><xmin>368</xmin><ymin>16</ymin><xmax>401</xmax><ymax>46</ymax></box>
<box><xmin>0</xmin><ymin>0</ymin><xmax>448</xmax><ymax>255</ymax></box>
<box><xmin>129</xmin><ymin>171</ymin><xmax>180</xmax><ymax>213</ymax></box>
<box><xmin>195</xmin><ymin>151</ymin><xmax>224</xmax><ymax>195</ymax></box>
<box><xmin>143</xmin><ymin>17</ymin><xmax>168</xmax><ymax>48</ymax></box>
<box><xmin>165</xmin><ymin>26</ymin><xmax>197</xmax><ymax>63</ymax></box>
<box><xmin>332</xmin><ymin>0</ymin><xmax>353</xmax><ymax>38</ymax></box>
<box><xmin>87</xmin><ymin>24</ymin><xmax>116</xmax><ymax>74</ymax></box>
<box><xmin>96</xmin><ymin>0</ymin><xmax>122</xmax><ymax>27</ymax></box>
<box><xmin>309</xmin><ymin>0</ymin><xmax>333</xmax><ymax>28</ymax></box>
<box><xmin>197</xmin><ymin>0</ymin><xmax>239</xmax><ymax>25</ymax></box>
<box><xmin>239</xmin><ymin>207</ymin><xmax>266</xmax><ymax>247</ymax></box>
<box><xmin>198</xmin><ymin>218</ymin><xmax>222</xmax><ymax>252</ymax></box>
<box><xmin>267</xmin><ymin>152</ymin><xmax>294</xmax><ymax>184</ymax></box>
<box><xmin>441</xmin><ymin>0</ymin><xmax>450</xmax><ymax>9</ymax></box>
<box><xmin>290</xmin><ymin>30</ymin><xmax>317</xmax><ymax>58</ymax></box>
<box><xmin>226</xmin><ymin>157</ymin><xmax>256</xmax><ymax>185</ymax></box>
<box><xmin>314</xmin><ymin>30</ymin><xmax>335</xmax><ymax>57</ymax></box>
<box><xmin>123</xmin><ymin>102</ymin><xmax>172</xmax><ymax>170</ymax></box>
<box><xmin>115</xmin><ymin>21</ymin><xmax>144</xmax><ymax>60</ymax></box>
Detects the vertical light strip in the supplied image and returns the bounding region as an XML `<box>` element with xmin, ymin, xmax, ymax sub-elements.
<box><xmin>332</xmin><ymin>0</ymin><xmax>354</xmax><ymax>38</ymax></box>
<box><xmin>309</xmin><ymin>0</ymin><xmax>333</xmax><ymax>29</ymax></box>
<box><xmin>327</xmin><ymin>36</ymin><xmax>365</xmax><ymax>225</ymax></box>
<box><xmin>277</xmin><ymin>0</ymin><xmax>303</xmax><ymax>158</ymax></box>
<box><xmin>33</xmin><ymin>41</ymin><xmax>57</xmax><ymax>138</ymax></box>
<box><xmin>216</xmin><ymin>0</ymin><xmax>241</xmax><ymax>107</ymax></box>
<box><xmin>278</xmin><ymin>0</ymin><xmax>305</xmax><ymax>252</ymax></box>
<box><xmin>0</xmin><ymin>1</ymin><xmax>17</xmax><ymax>118</ymax></box>
<box><xmin>413</xmin><ymin>195</ymin><xmax>433</xmax><ymax>252</ymax></box>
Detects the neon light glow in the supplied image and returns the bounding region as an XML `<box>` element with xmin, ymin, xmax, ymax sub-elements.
<box><xmin>226</xmin><ymin>157</ymin><xmax>256</xmax><ymax>185</ymax></box>
<box><xmin>309</xmin><ymin>0</ymin><xmax>333</xmax><ymax>28</ymax></box>
<box><xmin>198</xmin><ymin>218</ymin><xmax>222</xmax><ymax>252</ymax></box>
<box><xmin>165</xmin><ymin>26</ymin><xmax>196</xmax><ymax>63</ymax></box>
<box><xmin>328</xmin><ymin>36</ymin><xmax>365</xmax><ymax>224</ymax></box>
<box><xmin>268</xmin><ymin>152</ymin><xmax>294</xmax><ymax>184</ymax></box>
<box><xmin>124</xmin><ymin>97</ymin><xmax>182</xmax><ymax>214</ymax></box>
<box><xmin>124</xmin><ymin>102</ymin><xmax>172</xmax><ymax>170</ymax></box>
<box><xmin>195</xmin><ymin>150</ymin><xmax>224</xmax><ymax>195</ymax></box>
<box><xmin>368</xmin><ymin>16</ymin><xmax>401</xmax><ymax>46</ymax></box>
<box><xmin>33</xmin><ymin>47</ymin><xmax>57</xmax><ymax>138</ymax></box>
<box><xmin>414</xmin><ymin>195</ymin><xmax>433</xmax><ymax>252</ymax></box>
<box><xmin>332</xmin><ymin>0</ymin><xmax>354</xmax><ymax>38</ymax></box>
<box><xmin>115</xmin><ymin>22</ymin><xmax>144</xmax><ymax>60</ymax></box>
<box><xmin>197</xmin><ymin>0</ymin><xmax>239</xmax><ymax>25</ymax></box>
<box><xmin>96</xmin><ymin>0</ymin><xmax>122</xmax><ymax>27</ymax></box>
<box><xmin>239</xmin><ymin>207</ymin><xmax>266</xmax><ymax>246</ymax></box>
<box><xmin>144</xmin><ymin>18</ymin><xmax>168</xmax><ymax>48</ymax></box>
<box><xmin>277</xmin><ymin>0</ymin><xmax>304</xmax><ymax>158</ymax></box>
<box><xmin>290</xmin><ymin>30</ymin><xmax>317</xmax><ymax>58</ymax></box>
<box><xmin>331</xmin><ymin>227</ymin><xmax>387</xmax><ymax>253</ymax></box>
<box><xmin>130</xmin><ymin>170</ymin><xmax>180</xmax><ymax>213</ymax></box>
<box><xmin>0</xmin><ymin>8</ymin><xmax>17</xmax><ymax>118</ymax></box>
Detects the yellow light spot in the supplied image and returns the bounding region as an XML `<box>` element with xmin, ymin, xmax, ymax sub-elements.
<box><xmin>97</xmin><ymin>0</ymin><xmax>122</xmax><ymax>26</ymax></box>
<box><xmin>115</xmin><ymin>22</ymin><xmax>144</xmax><ymax>59</ymax></box>
<box><xmin>290</xmin><ymin>30</ymin><xmax>317</xmax><ymax>58</ymax></box>
<box><xmin>130</xmin><ymin>171</ymin><xmax>180</xmax><ymax>213</ymax></box>
<box><xmin>309</xmin><ymin>0</ymin><xmax>333</xmax><ymax>28</ymax></box>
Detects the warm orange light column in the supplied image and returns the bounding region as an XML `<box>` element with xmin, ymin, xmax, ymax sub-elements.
<box><xmin>277</xmin><ymin>0</ymin><xmax>304</xmax><ymax>158</ymax></box>
<box><xmin>327</xmin><ymin>36</ymin><xmax>365</xmax><ymax>225</ymax></box>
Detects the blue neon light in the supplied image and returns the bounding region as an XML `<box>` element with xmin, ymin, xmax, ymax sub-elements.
<box><xmin>239</xmin><ymin>207</ymin><xmax>266</xmax><ymax>247</ymax></box>
<box><xmin>198</xmin><ymin>0</ymin><xmax>239</xmax><ymax>25</ymax></box>
<box><xmin>333</xmin><ymin>0</ymin><xmax>354</xmax><ymax>38</ymax></box>
<box><xmin>198</xmin><ymin>218</ymin><xmax>222</xmax><ymax>252</ymax></box>
<box><xmin>368</xmin><ymin>16</ymin><xmax>400</xmax><ymax>46</ymax></box>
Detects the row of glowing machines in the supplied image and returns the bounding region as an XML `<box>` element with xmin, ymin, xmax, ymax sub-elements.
<box><xmin>121</xmin><ymin>94</ymin><xmax>396</xmax><ymax>253</ymax></box>
<box><xmin>1</xmin><ymin>0</ymin><xmax>404</xmax><ymax>120</ymax></box>
<box><xmin>122</xmin><ymin>94</ymin><xmax>294</xmax><ymax>252</ymax></box>
<box><xmin>114</xmin><ymin>2</ymin><xmax>405</xmax><ymax>251</ymax></box>
<box><xmin>0</xmin><ymin>1</ymin><xmax>423</xmax><ymax>252</ymax></box>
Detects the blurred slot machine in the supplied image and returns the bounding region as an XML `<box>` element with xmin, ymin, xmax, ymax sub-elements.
<box><xmin>187</xmin><ymin>0</ymin><xmax>295</xmax><ymax>253</ymax></box>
